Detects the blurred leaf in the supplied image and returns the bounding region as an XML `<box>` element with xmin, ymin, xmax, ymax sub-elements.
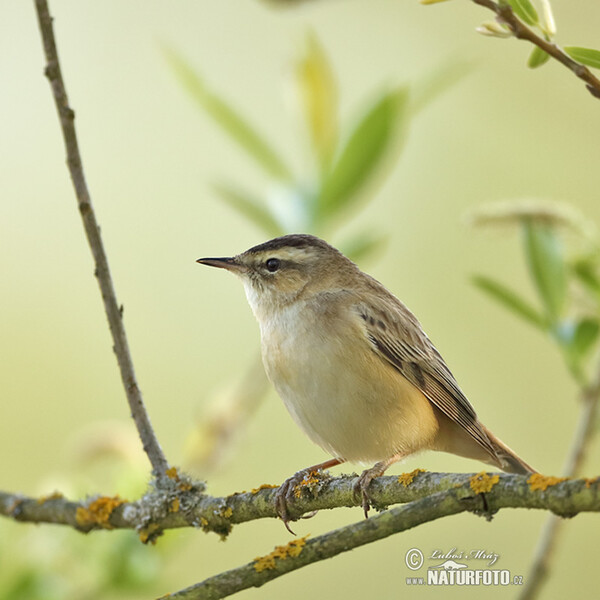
<box><xmin>570</xmin><ymin>318</ymin><xmax>600</xmax><ymax>358</ymax></box>
<box><xmin>564</xmin><ymin>46</ymin><xmax>600</xmax><ymax>69</ymax></box>
<box><xmin>318</xmin><ymin>87</ymin><xmax>408</xmax><ymax>218</ymax></box>
<box><xmin>528</xmin><ymin>46</ymin><xmax>550</xmax><ymax>68</ymax></box>
<box><xmin>213</xmin><ymin>183</ymin><xmax>284</xmax><ymax>236</ymax></box>
<box><xmin>296</xmin><ymin>33</ymin><xmax>338</xmax><ymax>170</ymax></box>
<box><xmin>340</xmin><ymin>232</ymin><xmax>388</xmax><ymax>263</ymax></box>
<box><xmin>164</xmin><ymin>47</ymin><xmax>292</xmax><ymax>181</ymax></box>
<box><xmin>572</xmin><ymin>257</ymin><xmax>600</xmax><ymax>295</ymax></box>
<box><xmin>522</xmin><ymin>221</ymin><xmax>567</xmax><ymax>321</ymax></box>
<box><xmin>506</xmin><ymin>0</ymin><xmax>539</xmax><ymax>27</ymax></box>
<box><xmin>472</xmin><ymin>274</ymin><xmax>548</xmax><ymax>330</ymax></box>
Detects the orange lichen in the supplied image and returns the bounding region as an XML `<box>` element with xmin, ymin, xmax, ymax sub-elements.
<box><xmin>170</xmin><ymin>498</ymin><xmax>180</xmax><ymax>513</ymax></box>
<box><xmin>528</xmin><ymin>473</ymin><xmax>568</xmax><ymax>491</ymax></box>
<box><xmin>251</xmin><ymin>484</ymin><xmax>279</xmax><ymax>494</ymax></box>
<box><xmin>139</xmin><ymin>523</ymin><xmax>161</xmax><ymax>544</ymax></box>
<box><xmin>75</xmin><ymin>496</ymin><xmax>126</xmax><ymax>528</ymax></box>
<box><xmin>293</xmin><ymin>471</ymin><xmax>321</xmax><ymax>498</ymax></box>
<box><xmin>166</xmin><ymin>467</ymin><xmax>179</xmax><ymax>480</ymax></box>
<box><xmin>584</xmin><ymin>476</ymin><xmax>599</xmax><ymax>489</ymax></box>
<box><xmin>37</xmin><ymin>491</ymin><xmax>64</xmax><ymax>504</ymax></box>
<box><xmin>470</xmin><ymin>472</ymin><xmax>500</xmax><ymax>494</ymax></box>
<box><xmin>253</xmin><ymin>535</ymin><xmax>310</xmax><ymax>572</ymax></box>
<box><xmin>220</xmin><ymin>506</ymin><xmax>233</xmax><ymax>519</ymax></box>
<box><xmin>398</xmin><ymin>469</ymin><xmax>425</xmax><ymax>487</ymax></box>
<box><xmin>178</xmin><ymin>481</ymin><xmax>192</xmax><ymax>492</ymax></box>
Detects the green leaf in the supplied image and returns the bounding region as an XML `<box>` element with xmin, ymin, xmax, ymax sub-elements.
<box><xmin>296</xmin><ymin>33</ymin><xmax>338</xmax><ymax>170</ymax></box>
<box><xmin>506</xmin><ymin>0</ymin><xmax>539</xmax><ymax>26</ymax></box>
<box><xmin>528</xmin><ymin>46</ymin><xmax>550</xmax><ymax>69</ymax></box>
<box><xmin>522</xmin><ymin>221</ymin><xmax>567</xmax><ymax>321</ymax></box>
<box><xmin>212</xmin><ymin>183</ymin><xmax>284</xmax><ymax>237</ymax></box>
<box><xmin>318</xmin><ymin>87</ymin><xmax>408</xmax><ymax>219</ymax></box>
<box><xmin>471</xmin><ymin>274</ymin><xmax>548</xmax><ymax>330</ymax></box>
<box><xmin>164</xmin><ymin>47</ymin><xmax>292</xmax><ymax>181</ymax></box>
<box><xmin>570</xmin><ymin>318</ymin><xmax>600</xmax><ymax>358</ymax></box>
<box><xmin>564</xmin><ymin>46</ymin><xmax>600</xmax><ymax>69</ymax></box>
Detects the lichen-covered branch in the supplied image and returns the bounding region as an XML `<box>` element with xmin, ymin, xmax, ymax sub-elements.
<box><xmin>2</xmin><ymin>471</ymin><xmax>598</xmax><ymax>597</ymax></box>
<box><xmin>33</xmin><ymin>0</ymin><xmax>169</xmax><ymax>478</ymax></box>
<box><xmin>2</xmin><ymin>471</ymin><xmax>598</xmax><ymax>536</ymax></box>
<box><xmin>471</xmin><ymin>0</ymin><xmax>600</xmax><ymax>99</ymax></box>
<box><xmin>164</xmin><ymin>473</ymin><xmax>599</xmax><ymax>600</ymax></box>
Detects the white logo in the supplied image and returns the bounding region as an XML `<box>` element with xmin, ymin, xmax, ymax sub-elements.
<box><xmin>405</xmin><ymin>548</ymin><xmax>424</xmax><ymax>571</ymax></box>
<box><xmin>429</xmin><ymin>559</ymin><xmax>468</xmax><ymax>570</ymax></box>
<box><xmin>404</xmin><ymin>546</ymin><xmax>524</xmax><ymax>587</ymax></box>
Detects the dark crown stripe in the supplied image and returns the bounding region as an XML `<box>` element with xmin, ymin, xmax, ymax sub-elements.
<box><xmin>245</xmin><ymin>234</ymin><xmax>335</xmax><ymax>255</ymax></box>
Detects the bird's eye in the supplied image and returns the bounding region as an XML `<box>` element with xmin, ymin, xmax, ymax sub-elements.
<box><xmin>265</xmin><ymin>258</ymin><xmax>280</xmax><ymax>272</ymax></box>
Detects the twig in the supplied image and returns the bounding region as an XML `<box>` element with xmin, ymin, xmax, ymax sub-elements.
<box><xmin>471</xmin><ymin>0</ymin><xmax>600</xmax><ymax>99</ymax></box>
<box><xmin>33</xmin><ymin>0</ymin><xmax>169</xmax><ymax>479</ymax></box>
<box><xmin>519</xmin><ymin>372</ymin><xmax>600</xmax><ymax>600</ymax></box>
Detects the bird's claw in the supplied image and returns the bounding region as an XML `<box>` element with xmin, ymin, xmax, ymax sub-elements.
<box><xmin>353</xmin><ymin>462</ymin><xmax>390</xmax><ymax>518</ymax></box>
<box><xmin>274</xmin><ymin>468</ymin><xmax>314</xmax><ymax>534</ymax></box>
<box><xmin>353</xmin><ymin>471</ymin><xmax>375</xmax><ymax>518</ymax></box>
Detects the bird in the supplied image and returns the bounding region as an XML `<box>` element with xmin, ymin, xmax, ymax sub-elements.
<box><xmin>197</xmin><ymin>233</ymin><xmax>535</xmax><ymax>530</ymax></box>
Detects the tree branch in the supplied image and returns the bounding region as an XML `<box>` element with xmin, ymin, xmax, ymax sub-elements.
<box><xmin>33</xmin><ymin>0</ymin><xmax>169</xmax><ymax>478</ymax></box>
<box><xmin>164</xmin><ymin>473</ymin><xmax>598</xmax><ymax>600</ymax></box>
<box><xmin>2</xmin><ymin>471</ymin><xmax>598</xmax><ymax>533</ymax></box>
<box><xmin>471</xmin><ymin>0</ymin><xmax>600</xmax><ymax>99</ymax></box>
<box><xmin>3</xmin><ymin>471</ymin><xmax>598</xmax><ymax>597</ymax></box>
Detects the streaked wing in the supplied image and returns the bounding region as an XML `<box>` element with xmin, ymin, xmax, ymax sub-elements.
<box><xmin>355</xmin><ymin>297</ymin><xmax>497</xmax><ymax>459</ymax></box>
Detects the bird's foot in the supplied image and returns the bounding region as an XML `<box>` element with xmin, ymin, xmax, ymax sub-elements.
<box><xmin>275</xmin><ymin>468</ymin><xmax>319</xmax><ymax>535</ymax></box>
<box><xmin>353</xmin><ymin>466</ymin><xmax>382</xmax><ymax>518</ymax></box>
<box><xmin>274</xmin><ymin>458</ymin><xmax>343</xmax><ymax>533</ymax></box>
<box><xmin>353</xmin><ymin>456</ymin><xmax>404</xmax><ymax>518</ymax></box>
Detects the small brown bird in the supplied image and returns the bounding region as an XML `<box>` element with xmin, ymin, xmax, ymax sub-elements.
<box><xmin>198</xmin><ymin>234</ymin><xmax>535</xmax><ymax>529</ymax></box>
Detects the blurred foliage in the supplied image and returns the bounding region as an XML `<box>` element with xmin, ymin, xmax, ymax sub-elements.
<box><xmin>0</xmin><ymin>424</ymin><xmax>170</xmax><ymax>600</ymax></box>
<box><xmin>164</xmin><ymin>33</ymin><xmax>415</xmax><ymax>262</ymax></box>
<box><xmin>471</xmin><ymin>202</ymin><xmax>600</xmax><ymax>385</ymax></box>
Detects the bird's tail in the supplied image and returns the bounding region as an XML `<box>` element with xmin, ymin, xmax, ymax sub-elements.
<box><xmin>482</xmin><ymin>425</ymin><xmax>536</xmax><ymax>475</ymax></box>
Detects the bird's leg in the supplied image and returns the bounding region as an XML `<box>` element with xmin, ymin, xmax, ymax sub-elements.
<box><xmin>275</xmin><ymin>457</ymin><xmax>344</xmax><ymax>534</ymax></box>
<box><xmin>353</xmin><ymin>454</ymin><xmax>405</xmax><ymax>518</ymax></box>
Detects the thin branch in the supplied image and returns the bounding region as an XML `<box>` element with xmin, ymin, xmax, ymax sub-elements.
<box><xmin>33</xmin><ymin>0</ymin><xmax>169</xmax><ymax>478</ymax></box>
<box><xmin>519</xmin><ymin>373</ymin><xmax>600</xmax><ymax>600</ymax></box>
<box><xmin>471</xmin><ymin>0</ymin><xmax>600</xmax><ymax>99</ymax></box>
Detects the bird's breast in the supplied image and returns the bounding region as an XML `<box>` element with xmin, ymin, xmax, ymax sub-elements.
<box><xmin>259</xmin><ymin>299</ymin><xmax>439</xmax><ymax>463</ymax></box>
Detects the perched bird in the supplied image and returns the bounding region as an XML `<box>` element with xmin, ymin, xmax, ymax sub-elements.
<box><xmin>197</xmin><ymin>234</ymin><xmax>535</xmax><ymax>529</ymax></box>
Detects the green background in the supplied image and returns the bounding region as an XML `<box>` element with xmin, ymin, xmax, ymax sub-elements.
<box><xmin>1</xmin><ymin>0</ymin><xmax>599</xmax><ymax>598</ymax></box>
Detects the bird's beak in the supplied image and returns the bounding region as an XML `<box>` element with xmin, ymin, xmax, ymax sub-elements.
<box><xmin>196</xmin><ymin>256</ymin><xmax>246</xmax><ymax>273</ymax></box>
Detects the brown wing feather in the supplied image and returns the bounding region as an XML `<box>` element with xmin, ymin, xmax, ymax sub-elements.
<box><xmin>355</xmin><ymin>294</ymin><xmax>499</xmax><ymax>461</ymax></box>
